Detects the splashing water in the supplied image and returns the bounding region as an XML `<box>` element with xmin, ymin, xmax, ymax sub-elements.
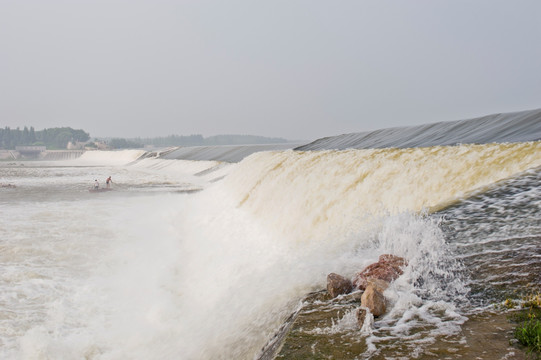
<box><xmin>0</xmin><ymin>142</ymin><xmax>540</xmax><ymax>359</ymax></box>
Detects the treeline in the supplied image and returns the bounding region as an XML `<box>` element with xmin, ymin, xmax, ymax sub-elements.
<box><xmin>108</xmin><ymin>134</ymin><xmax>289</xmax><ymax>149</ymax></box>
<box><xmin>105</xmin><ymin>135</ymin><xmax>203</xmax><ymax>149</ymax></box>
<box><xmin>0</xmin><ymin>126</ymin><xmax>90</xmax><ymax>150</ymax></box>
<box><xmin>0</xmin><ymin>126</ymin><xmax>290</xmax><ymax>150</ymax></box>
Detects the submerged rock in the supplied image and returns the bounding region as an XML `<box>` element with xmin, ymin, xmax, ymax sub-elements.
<box><xmin>356</xmin><ymin>307</ymin><xmax>368</xmax><ymax>327</ymax></box>
<box><xmin>327</xmin><ymin>272</ymin><xmax>353</xmax><ymax>298</ymax></box>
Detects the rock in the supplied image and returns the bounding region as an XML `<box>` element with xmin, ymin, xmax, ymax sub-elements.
<box><xmin>366</xmin><ymin>278</ymin><xmax>390</xmax><ymax>293</ymax></box>
<box><xmin>352</xmin><ymin>254</ymin><xmax>407</xmax><ymax>290</ymax></box>
<box><xmin>352</xmin><ymin>262</ymin><xmax>402</xmax><ymax>290</ymax></box>
<box><xmin>357</xmin><ymin>307</ymin><xmax>374</xmax><ymax>333</ymax></box>
<box><xmin>378</xmin><ymin>253</ymin><xmax>408</xmax><ymax>268</ymax></box>
<box><xmin>327</xmin><ymin>273</ymin><xmax>353</xmax><ymax>298</ymax></box>
<box><xmin>361</xmin><ymin>283</ymin><xmax>386</xmax><ymax>317</ymax></box>
<box><xmin>356</xmin><ymin>307</ymin><xmax>367</xmax><ymax>328</ymax></box>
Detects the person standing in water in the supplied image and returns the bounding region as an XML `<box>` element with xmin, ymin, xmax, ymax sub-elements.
<box><xmin>94</xmin><ymin>179</ymin><xmax>99</xmax><ymax>189</ymax></box>
<box><xmin>106</xmin><ymin>176</ymin><xmax>113</xmax><ymax>188</ymax></box>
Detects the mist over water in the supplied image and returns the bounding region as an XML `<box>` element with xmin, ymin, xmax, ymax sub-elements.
<box><xmin>1</xmin><ymin>141</ymin><xmax>540</xmax><ymax>359</ymax></box>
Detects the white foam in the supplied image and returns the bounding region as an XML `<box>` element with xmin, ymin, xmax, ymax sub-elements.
<box><xmin>72</xmin><ymin>150</ymin><xmax>147</xmax><ymax>165</ymax></box>
<box><xmin>3</xmin><ymin>142</ymin><xmax>540</xmax><ymax>359</ymax></box>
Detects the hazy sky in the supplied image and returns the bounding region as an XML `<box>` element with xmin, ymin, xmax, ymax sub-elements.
<box><xmin>1</xmin><ymin>1</ymin><xmax>540</xmax><ymax>141</ymax></box>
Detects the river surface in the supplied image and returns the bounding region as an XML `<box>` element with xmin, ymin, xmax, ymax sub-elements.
<box><xmin>0</xmin><ymin>141</ymin><xmax>540</xmax><ymax>359</ymax></box>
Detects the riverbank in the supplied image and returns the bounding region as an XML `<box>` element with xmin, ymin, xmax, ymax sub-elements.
<box><xmin>259</xmin><ymin>287</ymin><xmax>535</xmax><ymax>359</ymax></box>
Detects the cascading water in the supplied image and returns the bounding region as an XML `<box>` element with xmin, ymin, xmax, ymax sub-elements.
<box><xmin>0</xmin><ymin>141</ymin><xmax>540</xmax><ymax>359</ymax></box>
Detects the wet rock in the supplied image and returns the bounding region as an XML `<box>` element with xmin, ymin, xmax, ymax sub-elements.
<box><xmin>378</xmin><ymin>253</ymin><xmax>408</xmax><ymax>268</ymax></box>
<box><xmin>366</xmin><ymin>278</ymin><xmax>390</xmax><ymax>293</ymax></box>
<box><xmin>361</xmin><ymin>283</ymin><xmax>386</xmax><ymax>317</ymax></box>
<box><xmin>352</xmin><ymin>254</ymin><xmax>407</xmax><ymax>290</ymax></box>
<box><xmin>326</xmin><ymin>273</ymin><xmax>353</xmax><ymax>298</ymax></box>
<box><xmin>356</xmin><ymin>307</ymin><xmax>367</xmax><ymax>327</ymax></box>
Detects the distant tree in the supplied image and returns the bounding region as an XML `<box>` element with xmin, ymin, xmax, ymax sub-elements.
<box><xmin>53</xmin><ymin>131</ymin><xmax>73</xmax><ymax>149</ymax></box>
<box><xmin>14</xmin><ymin>127</ymin><xmax>21</xmax><ymax>145</ymax></box>
<box><xmin>29</xmin><ymin>127</ymin><xmax>36</xmax><ymax>143</ymax></box>
<box><xmin>22</xmin><ymin>126</ymin><xmax>30</xmax><ymax>144</ymax></box>
<box><xmin>71</xmin><ymin>128</ymin><xmax>90</xmax><ymax>142</ymax></box>
<box><xmin>1</xmin><ymin>127</ymin><xmax>13</xmax><ymax>149</ymax></box>
<box><xmin>142</xmin><ymin>134</ymin><xmax>204</xmax><ymax>147</ymax></box>
<box><xmin>0</xmin><ymin>126</ymin><xmax>90</xmax><ymax>149</ymax></box>
<box><xmin>109</xmin><ymin>138</ymin><xmax>143</xmax><ymax>149</ymax></box>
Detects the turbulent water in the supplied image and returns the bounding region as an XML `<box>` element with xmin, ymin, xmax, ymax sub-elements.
<box><xmin>1</xmin><ymin>111</ymin><xmax>540</xmax><ymax>359</ymax></box>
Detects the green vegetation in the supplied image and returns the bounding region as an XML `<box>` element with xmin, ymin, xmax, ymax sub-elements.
<box><xmin>138</xmin><ymin>134</ymin><xmax>204</xmax><ymax>147</ymax></box>
<box><xmin>1</xmin><ymin>125</ymin><xmax>290</xmax><ymax>150</ymax></box>
<box><xmin>108</xmin><ymin>138</ymin><xmax>144</xmax><ymax>149</ymax></box>
<box><xmin>0</xmin><ymin>126</ymin><xmax>89</xmax><ymax>150</ymax></box>
<box><xmin>508</xmin><ymin>292</ymin><xmax>541</xmax><ymax>356</ymax></box>
<box><xmin>515</xmin><ymin>319</ymin><xmax>541</xmax><ymax>354</ymax></box>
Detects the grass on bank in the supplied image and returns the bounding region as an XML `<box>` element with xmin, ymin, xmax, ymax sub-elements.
<box><xmin>515</xmin><ymin>319</ymin><xmax>541</xmax><ymax>353</ymax></box>
<box><xmin>506</xmin><ymin>292</ymin><xmax>541</xmax><ymax>355</ymax></box>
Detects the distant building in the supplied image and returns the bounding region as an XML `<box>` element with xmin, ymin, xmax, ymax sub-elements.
<box><xmin>93</xmin><ymin>141</ymin><xmax>109</xmax><ymax>150</ymax></box>
<box><xmin>15</xmin><ymin>146</ymin><xmax>46</xmax><ymax>158</ymax></box>
<box><xmin>68</xmin><ymin>141</ymin><xmax>110</xmax><ymax>150</ymax></box>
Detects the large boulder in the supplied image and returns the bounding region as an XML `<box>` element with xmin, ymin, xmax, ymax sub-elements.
<box><xmin>326</xmin><ymin>273</ymin><xmax>353</xmax><ymax>298</ymax></box>
<box><xmin>352</xmin><ymin>254</ymin><xmax>407</xmax><ymax>290</ymax></box>
<box><xmin>365</xmin><ymin>278</ymin><xmax>390</xmax><ymax>293</ymax></box>
<box><xmin>360</xmin><ymin>283</ymin><xmax>386</xmax><ymax>317</ymax></box>
<box><xmin>378</xmin><ymin>254</ymin><xmax>408</xmax><ymax>268</ymax></box>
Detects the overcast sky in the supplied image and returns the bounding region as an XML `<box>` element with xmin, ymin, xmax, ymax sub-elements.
<box><xmin>1</xmin><ymin>1</ymin><xmax>540</xmax><ymax>141</ymax></box>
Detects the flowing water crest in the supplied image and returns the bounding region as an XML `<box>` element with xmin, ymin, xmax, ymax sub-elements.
<box><xmin>1</xmin><ymin>112</ymin><xmax>541</xmax><ymax>359</ymax></box>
